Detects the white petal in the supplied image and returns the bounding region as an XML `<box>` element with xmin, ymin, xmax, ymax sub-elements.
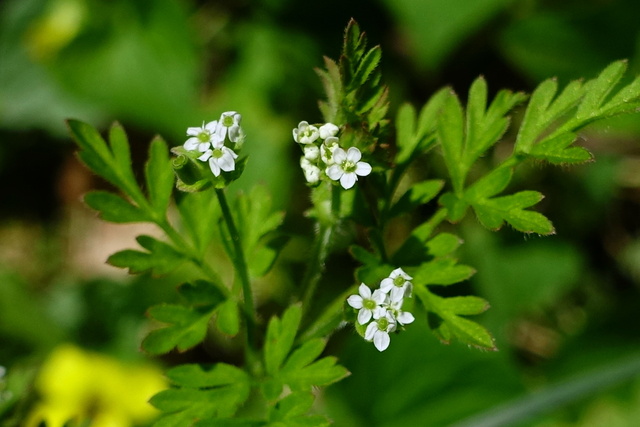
<box><xmin>364</xmin><ymin>322</ymin><xmax>378</xmax><ymax>341</ymax></box>
<box><xmin>357</xmin><ymin>308</ymin><xmax>372</xmax><ymax>325</ymax></box>
<box><xmin>184</xmin><ymin>137</ymin><xmax>200</xmax><ymax>150</ymax></box>
<box><xmin>304</xmin><ymin>166</ymin><xmax>321</xmax><ymax>183</ymax></box>
<box><xmin>355</xmin><ymin>161</ymin><xmax>372</xmax><ymax>177</ymax></box>
<box><xmin>397</xmin><ymin>311</ymin><xmax>415</xmax><ymax>325</ymax></box>
<box><xmin>198</xmin><ymin>150</ymin><xmax>212</xmax><ymax>162</ymax></box>
<box><xmin>390</xmin><ymin>287</ymin><xmax>405</xmax><ymax>303</ymax></box>
<box><xmin>228</xmin><ymin>125</ymin><xmax>241</xmax><ymax>142</ymax></box>
<box><xmin>372</xmin><ymin>306</ymin><xmax>387</xmax><ymax>320</ymax></box>
<box><xmin>347</xmin><ymin>295</ymin><xmax>363</xmax><ymax>309</ymax></box>
<box><xmin>358</xmin><ymin>283</ymin><xmax>371</xmax><ymax>299</ymax></box>
<box><xmin>332</xmin><ymin>147</ymin><xmax>347</xmax><ymax>163</ymax></box>
<box><xmin>303</xmin><ymin>145</ymin><xmax>319</xmax><ymax>160</ymax></box>
<box><xmin>393</xmin><ymin>268</ymin><xmax>412</xmax><ymax>280</ymax></box>
<box><xmin>346</xmin><ymin>147</ymin><xmax>362</xmax><ymax>162</ymax></box>
<box><xmin>218</xmin><ymin>153</ymin><xmax>236</xmax><ymax>172</ymax></box>
<box><xmin>186</xmin><ymin>127</ymin><xmax>202</xmax><ymax>136</ymax></box>
<box><xmin>208</xmin><ymin>159</ymin><xmax>221</xmax><ymax>176</ymax></box>
<box><xmin>371</xmin><ymin>289</ymin><xmax>387</xmax><ymax>304</ymax></box>
<box><xmin>204</xmin><ymin>120</ymin><xmax>218</xmax><ymax>132</ymax></box>
<box><xmin>373</xmin><ymin>331</ymin><xmax>390</xmax><ymax>351</ymax></box>
<box><xmin>319</xmin><ymin>123</ymin><xmax>339</xmax><ymax>139</ymax></box>
<box><xmin>340</xmin><ymin>172</ymin><xmax>357</xmax><ymax>189</ymax></box>
<box><xmin>379</xmin><ymin>278</ymin><xmax>393</xmax><ymax>293</ymax></box>
<box><xmin>326</xmin><ymin>165</ymin><xmax>343</xmax><ymax>181</ymax></box>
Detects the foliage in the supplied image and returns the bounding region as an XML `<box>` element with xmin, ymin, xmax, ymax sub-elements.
<box><xmin>37</xmin><ymin>16</ymin><xmax>640</xmax><ymax>427</ymax></box>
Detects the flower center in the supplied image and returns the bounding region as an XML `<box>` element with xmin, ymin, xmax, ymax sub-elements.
<box><xmin>393</xmin><ymin>276</ymin><xmax>405</xmax><ymax>287</ymax></box>
<box><xmin>198</xmin><ymin>131</ymin><xmax>210</xmax><ymax>142</ymax></box>
<box><xmin>212</xmin><ymin>148</ymin><xmax>224</xmax><ymax>159</ymax></box>
<box><xmin>363</xmin><ymin>299</ymin><xmax>377</xmax><ymax>311</ymax></box>
<box><xmin>342</xmin><ymin>160</ymin><xmax>356</xmax><ymax>173</ymax></box>
<box><xmin>222</xmin><ymin>115</ymin><xmax>235</xmax><ymax>127</ymax></box>
<box><xmin>377</xmin><ymin>318</ymin><xmax>389</xmax><ymax>331</ymax></box>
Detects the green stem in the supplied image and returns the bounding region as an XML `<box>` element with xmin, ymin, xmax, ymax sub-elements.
<box><xmin>215</xmin><ymin>188</ymin><xmax>258</xmax><ymax>369</ymax></box>
<box><xmin>301</xmin><ymin>185</ymin><xmax>340</xmax><ymax>319</ymax></box>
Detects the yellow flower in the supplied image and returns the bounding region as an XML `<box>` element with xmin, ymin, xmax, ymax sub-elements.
<box><xmin>25</xmin><ymin>344</ymin><xmax>166</xmax><ymax>427</ymax></box>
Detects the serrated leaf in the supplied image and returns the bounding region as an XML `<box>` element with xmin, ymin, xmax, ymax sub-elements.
<box><xmin>529</xmin><ymin>133</ymin><xmax>593</xmax><ymax>164</ymax></box>
<box><xmin>465</xmin><ymin>167</ymin><xmax>514</xmax><ymax>200</ymax></box>
<box><xmin>264</xmin><ymin>305</ymin><xmax>302</xmax><ymax>376</ymax></box>
<box><xmin>353</xmin><ymin>46</ymin><xmax>381</xmax><ymax>87</ymax></box>
<box><xmin>281</xmin><ymin>339</ymin><xmax>327</xmax><ymax>373</ymax></box>
<box><xmin>413</xmin><ymin>259</ymin><xmax>476</xmax><ymax>286</ymax></box>
<box><xmin>438</xmin><ymin>192</ymin><xmax>469</xmax><ymax>223</ymax></box>
<box><xmin>440</xmin><ymin>296</ymin><xmax>490</xmax><ymax>315</ymax></box>
<box><xmin>176</xmin><ymin>189</ymin><xmax>221</xmax><ymax>256</ymax></box>
<box><xmin>145</xmin><ymin>136</ymin><xmax>174</xmax><ymax>216</ymax></box>
<box><xmin>577</xmin><ymin>60</ymin><xmax>627</xmax><ymax>120</ymax></box>
<box><xmin>166</xmin><ymin>363</ymin><xmax>249</xmax><ymax>389</ymax></box>
<box><xmin>269</xmin><ymin>392</ymin><xmax>315</xmax><ymax>422</ymax></box>
<box><xmin>178</xmin><ymin>280</ymin><xmax>226</xmax><ymax>307</ymax></box>
<box><xmin>150</xmin><ymin>379</ymin><xmax>250</xmax><ymax>426</ymax></box>
<box><xmin>279</xmin><ymin>356</ymin><xmax>350</xmax><ymax>391</ymax></box>
<box><xmin>143</xmin><ymin>304</ymin><xmax>216</xmax><ymax>354</ymax></box>
<box><xmin>471</xmin><ymin>191</ymin><xmax>555</xmax><ymax>235</ymax></box>
<box><xmin>437</xmin><ymin>91</ymin><xmax>465</xmax><ymax>193</ymax></box>
<box><xmin>441</xmin><ymin>313</ymin><xmax>496</xmax><ymax>350</ymax></box>
<box><xmin>108</xmin><ymin>235</ymin><xmax>186</xmax><ymax>275</ymax></box>
<box><xmin>426</xmin><ymin>233</ymin><xmax>463</xmax><ymax>257</ymax></box>
<box><xmin>84</xmin><ymin>191</ymin><xmax>149</xmax><ymax>223</ymax></box>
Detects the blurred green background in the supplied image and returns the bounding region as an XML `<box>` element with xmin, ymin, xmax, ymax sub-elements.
<box><xmin>1</xmin><ymin>0</ymin><xmax>640</xmax><ymax>425</ymax></box>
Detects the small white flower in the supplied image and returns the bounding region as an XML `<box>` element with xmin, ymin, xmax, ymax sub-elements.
<box><xmin>347</xmin><ymin>283</ymin><xmax>387</xmax><ymax>325</ymax></box>
<box><xmin>217</xmin><ymin>111</ymin><xmax>243</xmax><ymax>143</ymax></box>
<box><xmin>185</xmin><ymin>121</ymin><xmax>220</xmax><ymax>151</ymax></box>
<box><xmin>198</xmin><ymin>145</ymin><xmax>238</xmax><ymax>176</ymax></box>
<box><xmin>326</xmin><ymin>147</ymin><xmax>372</xmax><ymax>189</ymax></box>
<box><xmin>300</xmin><ymin>157</ymin><xmax>321</xmax><ymax>184</ymax></box>
<box><xmin>364</xmin><ymin>311</ymin><xmax>397</xmax><ymax>351</ymax></box>
<box><xmin>319</xmin><ymin>123</ymin><xmax>339</xmax><ymax>139</ymax></box>
<box><xmin>380</xmin><ymin>268</ymin><xmax>413</xmax><ymax>299</ymax></box>
<box><xmin>321</xmin><ymin>137</ymin><xmax>340</xmax><ymax>165</ymax></box>
<box><xmin>303</xmin><ymin>145</ymin><xmax>320</xmax><ymax>160</ymax></box>
<box><xmin>387</xmin><ymin>293</ymin><xmax>415</xmax><ymax>326</ymax></box>
<box><xmin>293</xmin><ymin>121</ymin><xmax>320</xmax><ymax>144</ymax></box>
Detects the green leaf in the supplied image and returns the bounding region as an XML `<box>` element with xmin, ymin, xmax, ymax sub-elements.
<box><xmin>388</xmin><ymin>180</ymin><xmax>444</xmax><ymax>218</ymax></box>
<box><xmin>107</xmin><ymin>235</ymin><xmax>186</xmax><ymax>275</ymax></box>
<box><xmin>353</xmin><ymin>46</ymin><xmax>381</xmax><ymax>87</ymax></box>
<box><xmin>151</xmin><ymin>376</ymin><xmax>251</xmax><ymax>426</ymax></box>
<box><xmin>145</xmin><ymin>136</ymin><xmax>174</xmax><ymax>217</ymax></box>
<box><xmin>178</xmin><ymin>280</ymin><xmax>226</xmax><ymax>307</ymax></box>
<box><xmin>176</xmin><ymin>189</ymin><xmax>221</xmax><ymax>256</ymax></box>
<box><xmin>84</xmin><ymin>191</ymin><xmax>149</xmax><ymax>223</ymax></box>
<box><xmin>577</xmin><ymin>60</ymin><xmax>627</xmax><ymax>120</ymax></box>
<box><xmin>216</xmin><ymin>299</ymin><xmax>240</xmax><ymax>337</ymax></box>
<box><xmin>470</xmin><ymin>191</ymin><xmax>555</xmax><ymax>235</ymax></box>
<box><xmin>69</xmin><ymin>120</ymin><xmax>144</xmax><ymax>204</ymax></box>
<box><xmin>465</xmin><ymin>167</ymin><xmax>513</xmax><ymax>201</ymax></box>
<box><xmin>440</xmin><ymin>312</ymin><xmax>496</xmax><ymax>350</ymax></box>
<box><xmin>281</xmin><ymin>339</ymin><xmax>327</xmax><ymax>373</ymax></box>
<box><xmin>143</xmin><ymin>304</ymin><xmax>216</xmax><ymax>355</ymax></box>
<box><xmin>413</xmin><ymin>258</ymin><xmax>476</xmax><ymax>286</ymax></box>
<box><xmin>416</xmin><ymin>288</ymin><xmax>496</xmax><ymax>350</ymax></box>
<box><xmin>166</xmin><ymin>363</ymin><xmax>249</xmax><ymax>389</ymax></box>
<box><xmin>437</xmin><ymin>91</ymin><xmax>465</xmax><ymax>193</ymax></box>
<box><xmin>279</xmin><ymin>356</ymin><xmax>350</xmax><ymax>392</ymax></box>
<box><xmin>439</xmin><ymin>295</ymin><xmax>490</xmax><ymax>315</ymax></box>
<box><xmin>529</xmin><ymin>133</ymin><xmax>593</xmax><ymax>164</ymax></box>
<box><xmin>269</xmin><ymin>392</ymin><xmax>315</xmax><ymax>422</ymax></box>
<box><xmin>264</xmin><ymin>305</ymin><xmax>302</xmax><ymax>376</ymax></box>
<box><xmin>426</xmin><ymin>233</ymin><xmax>463</xmax><ymax>257</ymax></box>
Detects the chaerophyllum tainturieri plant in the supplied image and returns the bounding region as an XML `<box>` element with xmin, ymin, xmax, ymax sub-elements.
<box><xmin>67</xmin><ymin>18</ymin><xmax>640</xmax><ymax>426</ymax></box>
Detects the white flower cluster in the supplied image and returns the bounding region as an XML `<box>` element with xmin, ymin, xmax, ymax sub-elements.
<box><xmin>293</xmin><ymin>121</ymin><xmax>371</xmax><ymax>189</ymax></box>
<box><xmin>184</xmin><ymin>111</ymin><xmax>245</xmax><ymax>177</ymax></box>
<box><xmin>347</xmin><ymin>268</ymin><xmax>415</xmax><ymax>351</ymax></box>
